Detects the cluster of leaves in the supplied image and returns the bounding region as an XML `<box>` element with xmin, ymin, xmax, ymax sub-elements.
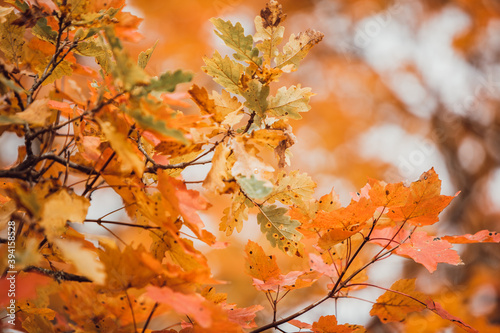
<box><xmin>0</xmin><ymin>0</ymin><xmax>499</xmax><ymax>332</ymax></box>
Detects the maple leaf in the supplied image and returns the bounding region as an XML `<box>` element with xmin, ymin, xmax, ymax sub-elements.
<box><xmin>275</xmin><ymin>29</ymin><xmax>324</xmax><ymax>72</ymax></box>
<box><xmin>288</xmin><ymin>319</ymin><xmax>312</xmax><ymax>329</ymax></box>
<box><xmin>257</xmin><ymin>205</ymin><xmax>303</xmax><ymax>256</ymax></box>
<box><xmin>40</xmin><ymin>188</ymin><xmax>90</xmax><ymax>240</ymax></box>
<box><xmin>441</xmin><ymin>230</ymin><xmax>500</xmax><ymax>243</ymax></box>
<box><xmin>395</xmin><ymin>231</ymin><xmax>463</xmax><ymax>273</ymax></box>
<box><xmin>210</xmin><ymin>18</ymin><xmax>260</xmax><ymax>65</ymax></box>
<box><xmin>267</xmin><ymin>85</ymin><xmax>314</xmax><ymax>119</ymax></box>
<box><xmin>202</xmin><ymin>50</ymin><xmax>244</xmax><ymax>94</ymax></box>
<box><xmin>425</xmin><ymin>299</ymin><xmax>479</xmax><ymax>333</ymax></box>
<box><xmin>312</xmin><ymin>315</ymin><xmax>366</xmax><ymax>333</ymax></box>
<box><xmin>223</xmin><ymin>303</ymin><xmax>263</xmax><ymax>328</ymax></box>
<box><xmin>370</xmin><ymin>279</ymin><xmax>427</xmax><ymax>323</ymax></box>
<box><xmin>245</xmin><ymin>240</ymin><xmax>281</xmax><ymax>282</ymax></box>
<box><xmin>253</xmin><ymin>270</ymin><xmax>317</xmax><ymax>292</ymax></box>
<box><xmin>146</xmin><ymin>286</ymin><xmax>213</xmax><ymax>328</ymax></box>
<box><xmin>98</xmin><ymin>119</ymin><xmax>145</xmax><ymax>176</ymax></box>
<box><xmin>220</xmin><ymin>191</ymin><xmax>251</xmax><ymax>236</ymax></box>
<box><xmin>368</xmin><ymin>179</ymin><xmax>411</xmax><ymax>208</ymax></box>
<box><xmin>54</xmin><ymin>239</ymin><xmax>106</xmax><ymax>284</ymax></box>
<box><xmin>387</xmin><ymin>168</ymin><xmax>458</xmax><ymax>226</ymax></box>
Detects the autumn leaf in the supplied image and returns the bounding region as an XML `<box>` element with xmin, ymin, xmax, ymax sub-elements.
<box><xmin>138</xmin><ymin>40</ymin><xmax>158</xmax><ymax>69</ymax></box>
<box><xmin>253</xmin><ymin>0</ymin><xmax>285</xmax><ymax>62</ymax></box>
<box><xmin>312</xmin><ymin>315</ymin><xmax>366</xmax><ymax>333</ymax></box>
<box><xmin>257</xmin><ymin>205</ymin><xmax>303</xmax><ymax>256</ymax></box>
<box><xmin>202</xmin><ymin>50</ymin><xmax>244</xmax><ymax>94</ymax></box>
<box><xmin>54</xmin><ymin>239</ymin><xmax>106</xmax><ymax>284</ymax></box>
<box><xmin>203</xmin><ymin>142</ymin><xmax>230</xmax><ymax>193</ymax></box>
<box><xmin>267</xmin><ymin>85</ymin><xmax>314</xmax><ymax>119</ymax></box>
<box><xmin>0</xmin><ymin>11</ymin><xmax>25</xmax><ymax>63</ymax></box>
<box><xmin>267</xmin><ymin>170</ymin><xmax>316</xmax><ymax>209</ymax></box>
<box><xmin>441</xmin><ymin>230</ymin><xmax>500</xmax><ymax>243</ymax></box>
<box><xmin>244</xmin><ymin>240</ymin><xmax>281</xmax><ymax>282</ymax></box>
<box><xmin>210</xmin><ymin>18</ymin><xmax>260</xmax><ymax>65</ymax></box>
<box><xmin>146</xmin><ymin>286</ymin><xmax>213</xmax><ymax>328</ymax></box>
<box><xmin>237</xmin><ymin>175</ymin><xmax>273</xmax><ymax>200</ymax></box>
<box><xmin>253</xmin><ymin>270</ymin><xmax>317</xmax><ymax>292</ymax></box>
<box><xmin>387</xmin><ymin>168</ymin><xmax>458</xmax><ymax>226</ymax></box>
<box><xmin>370</xmin><ymin>279</ymin><xmax>427</xmax><ymax>323</ymax></box>
<box><xmin>220</xmin><ymin>191</ymin><xmax>251</xmax><ymax>236</ymax></box>
<box><xmin>395</xmin><ymin>231</ymin><xmax>463</xmax><ymax>273</ymax></box>
<box><xmin>425</xmin><ymin>299</ymin><xmax>479</xmax><ymax>333</ymax></box>
<box><xmin>288</xmin><ymin>319</ymin><xmax>312</xmax><ymax>329</ymax></box>
<box><xmin>15</xmin><ymin>99</ymin><xmax>53</xmax><ymax>126</ymax></box>
<box><xmin>223</xmin><ymin>303</ymin><xmax>263</xmax><ymax>328</ymax></box>
<box><xmin>231</xmin><ymin>139</ymin><xmax>274</xmax><ymax>182</ymax></box>
<box><xmin>275</xmin><ymin>29</ymin><xmax>324</xmax><ymax>72</ymax></box>
<box><xmin>368</xmin><ymin>179</ymin><xmax>411</xmax><ymax>208</ymax></box>
<box><xmin>240</xmin><ymin>78</ymin><xmax>269</xmax><ymax>118</ymax></box>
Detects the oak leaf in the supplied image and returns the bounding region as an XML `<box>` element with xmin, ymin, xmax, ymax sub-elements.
<box><xmin>275</xmin><ymin>29</ymin><xmax>324</xmax><ymax>72</ymax></box>
<box><xmin>203</xmin><ymin>142</ymin><xmax>230</xmax><ymax>193</ymax></box>
<box><xmin>257</xmin><ymin>205</ymin><xmax>303</xmax><ymax>256</ymax></box>
<box><xmin>267</xmin><ymin>170</ymin><xmax>316</xmax><ymax>209</ymax></box>
<box><xmin>267</xmin><ymin>85</ymin><xmax>314</xmax><ymax>119</ymax></box>
<box><xmin>253</xmin><ymin>1</ymin><xmax>285</xmax><ymax>62</ymax></box>
<box><xmin>202</xmin><ymin>50</ymin><xmax>244</xmax><ymax>94</ymax></box>
<box><xmin>220</xmin><ymin>191</ymin><xmax>251</xmax><ymax>236</ymax></box>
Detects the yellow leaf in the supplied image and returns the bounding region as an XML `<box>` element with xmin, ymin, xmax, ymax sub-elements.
<box><xmin>55</xmin><ymin>240</ymin><xmax>106</xmax><ymax>284</ymax></box>
<box><xmin>40</xmin><ymin>189</ymin><xmax>90</xmax><ymax>240</ymax></box>
<box><xmin>276</xmin><ymin>29</ymin><xmax>324</xmax><ymax>72</ymax></box>
<box><xmin>0</xmin><ymin>11</ymin><xmax>25</xmax><ymax>63</ymax></box>
<box><xmin>220</xmin><ymin>191</ymin><xmax>250</xmax><ymax>236</ymax></box>
<box><xmin>245</xmin><ymin>240</ymin><xmax>281</xmax><ymax>282</ymax></box>
<box><xmin>98</xmin><ymin>120</ymin><xmax>145</xmax><ymax>177</ymax></box>
<box><xmin>16</xmin><ymin>99</ymin><xmax>53</xmax><ymax>126</ymax></box>
<box><xmin>203</xmin><ymin>142</ymin><xmax>230</xmax><ymax>193</ymax></box>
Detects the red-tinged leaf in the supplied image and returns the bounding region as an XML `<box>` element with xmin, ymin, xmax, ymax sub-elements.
<box><xmin>441</xmin><ymin>230</ymin><xmax>500</xmax><ymax>243</ymax></box>
<box><xmin>288</xmin><ymin>319</ymin><xmax>312</xmax><ymax>329</ymax></box>
<box><xmin>395</xmin><ymin>231</ymin><xmax>463</xmax><ymax>273</ymax></box>
<box><xmin>309</xmin><ymin>253</ymin><xmax>336</xmax><ymax>278</ymax></box>
<box><xmin>370</xmin><ymin>279</ymin><xmax>427</xmax><ymax>323</ymax></box>
<box><xmin>425</xmin><ymin>299</ymin><xmax>479</xmax><ymax>333</ymax></box>
<box><xmin>386</xmin><ymin>168</ymin><xmax>457</xmax><ymax>226</ymax></box>
<box><xmin>222</xmin><ymin>303</ymin><xmax>263</xmax><ymax>328</ymax></box>
<box><xmin>48</xmin><ymin>100</ymin><xmax>76</xmax><ymax>117</ymax></box>
<box><xmin>245</xmin><ymin>240</ymin><xmax>281</xmax><ymax>282</ymax></box>
<box><xmin>253</xmin><ymin>270</ymin><xmax>316</xmax><ymax>292</ymax></box>
<box><xmin>0</xmin><ymin>273</ymin><xmax>51</xmax><ymax>307</ymax></box>
<box><xmin>146</xmin><ymin>286</ymin><xmax>212</xmax><ymax>328</ymax></box>
<box><xmin>312</xmin><ymin>315</ymin><xmax>365</xmax><ymax>333</ymax></box>
<box><xmin>369</xmin><ymin>226</ymin><xmax>411</xmax><ymax>250</ymax></box>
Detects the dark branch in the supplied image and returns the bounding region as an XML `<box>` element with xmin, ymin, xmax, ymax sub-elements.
<box><xmin>24</xmin><ymin>266</ymin><xmax>92</xmax><ymax>283</ymax></box>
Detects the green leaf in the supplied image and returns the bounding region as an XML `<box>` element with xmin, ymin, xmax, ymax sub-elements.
<box><xmin>237</xmin><ymin>175</ymin><xmax>273</xmax><ymax>200</ymax></box>
<box><xmin>267</xmin><ymin>171</ymin><xmax>316</xmax><ymax>208</ymax></box>
<box><xmin>202</xmin><ymin>50</ymin><xmax>244</xmax><ymax>94</ymax></box>
<box><xmin>146</xmin><ymin>69</ymin><xmax>193</xmax><ymax>93</ymax></box>
<box><xmin>210</xmin><ymin>18</ymin><xmax>260</xmax><ymax>65</ymax></box>
<box><xmin>138</xmin><ymin>40</ymin><xmax>158</xmax><ymax>69</ymax></box>
<box><xmin>257</xmin><ymin>205</ymin><xmax>303</xmax><ymax>256</ymax></box>
<box><xmin>241</xmin><ymin>79</ymin><xmax>269</xmax><ymax>118</ymax></box>
<box><xmin>126</xmin><ymin>109</ymin><xmax>188</xmax><ymax>144</ymax></box>
<box><xmin>275</xmin><ymin>29</ymin><xmax>324</xmax><ymax>72</ymax></box>
<box><xmin>267</xmin><ymin>85</ymin><xmax>313</xmax><ymax>119</ymax></box>
<box><xmin>32</xmin><ymin>17</ymin><xmax>57</xmax><ymax>44</ymax></box>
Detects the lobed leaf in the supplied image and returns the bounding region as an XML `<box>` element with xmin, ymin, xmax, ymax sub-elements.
<box><xmin>257</xmin><ymin>204</ymin><xmax>303</xmax><ymax>256</ymax></box>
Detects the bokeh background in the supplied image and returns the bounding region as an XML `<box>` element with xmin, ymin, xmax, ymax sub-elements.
<box><xmin>2</xmin><ymin>0</ymin><xmax>500</xmax><ymax>331</ymax></box>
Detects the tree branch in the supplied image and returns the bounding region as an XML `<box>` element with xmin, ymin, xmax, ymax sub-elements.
<box><xmin>24</xmin><ymin>266</ymin><xmax>92</xmax><ymax>283</ymax></box>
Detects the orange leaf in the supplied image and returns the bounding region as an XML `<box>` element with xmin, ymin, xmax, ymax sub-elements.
<box><xmin>222</xmin><ymin>303</ymin><xmax>263</xmax><ymax>328</ymax></box>
<box><xmin>146</xmin><ymin>286</ymin><xmax>212</xmax><ymax>328</ymax></box>
<box><xmin>441</xmin><ymin>230</ymin><xmax>500</xmax><ymax>243</ymax></box>
<box><xmin>244</xmin><ymin>240</ymin><xmax>281</xmax><ymax>283</ymax></box>
<box><xmin>370</xmin><ymin>279</ymin><xmax>427</xmax><ymax>323</ymax></box>
<box><xmin>312</xmin><ymin>315</ymin><xmax>365</xmax><ymax>333</ymax></box>
<box><xmin>395</xmin><ymin>231</ymin><xmax>463</xmax><ymax>273</ymax></box>
<box><xmin>368</xmin><ymin>179</ymin><xmax>410</xmax><ymax>208</ymax></box>
<box><xmin>288</xmin><ymin>319</ymin><xmax>312</xmax><ymax>329</ymax></box>
<box><xmin>386</xmin><ymin>168</ymin><xmax>457</xmax><ymax>226</ymax></box>
<box><xmin>425</xmin><ymin>299</ymin><xmax>479</xmax><ymax>333</ymax></box>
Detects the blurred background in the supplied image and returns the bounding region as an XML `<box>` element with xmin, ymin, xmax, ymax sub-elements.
<box><xmin>2</xmin><ymin>0</ymin><xmax>500</xmax><ymax>331</ymax></box>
